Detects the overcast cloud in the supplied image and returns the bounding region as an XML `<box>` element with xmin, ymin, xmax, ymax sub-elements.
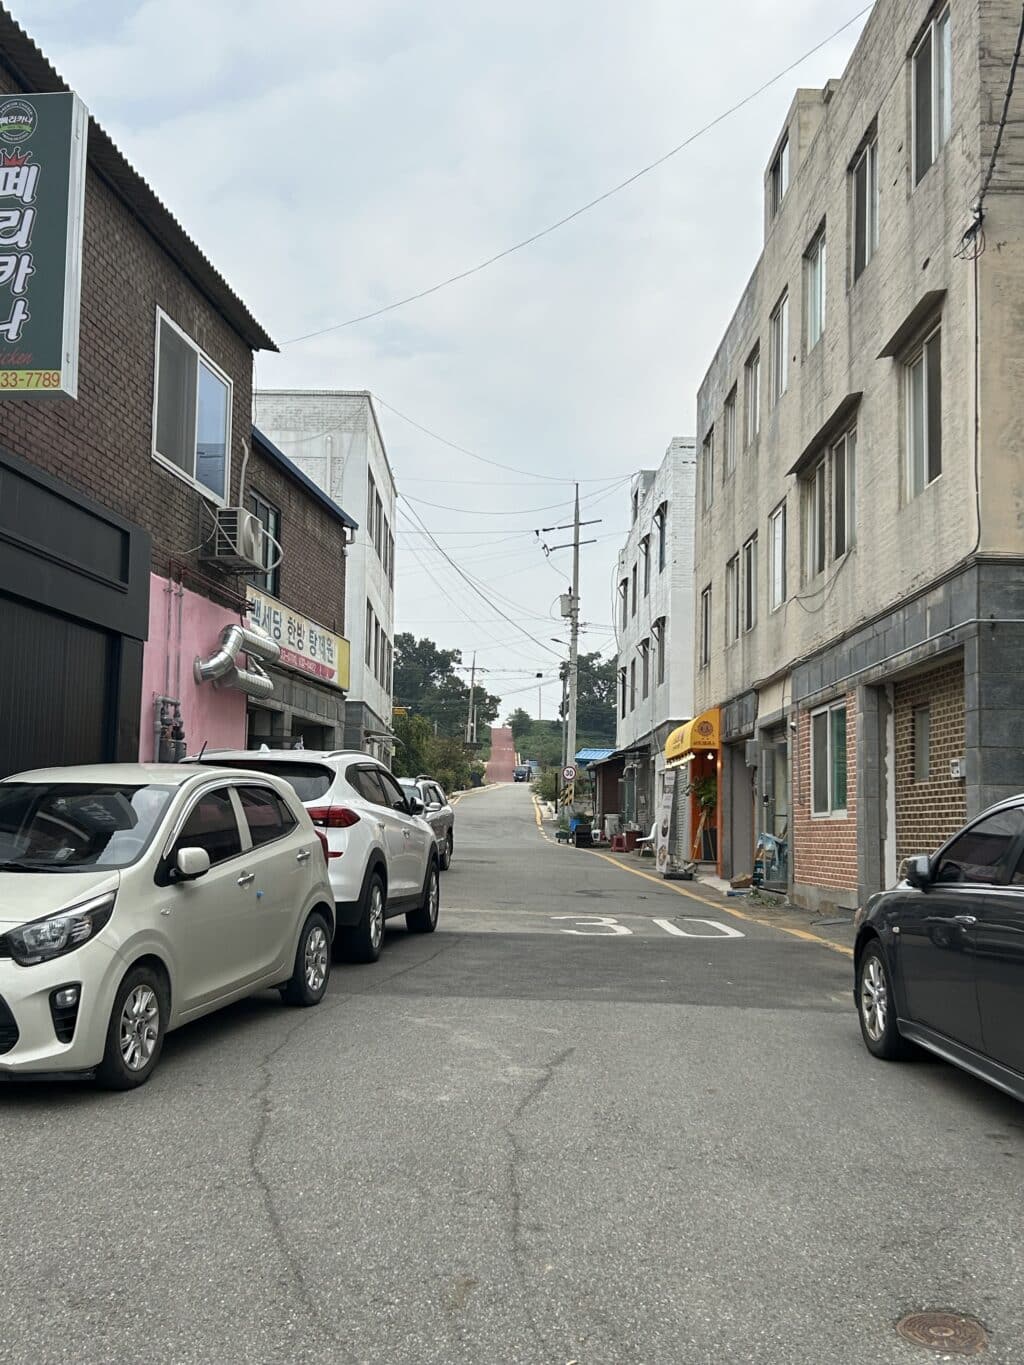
<box><xmin>15</xmin><ymin>0</ymin><xmax>870</xmax><ymax>719</ymax></box>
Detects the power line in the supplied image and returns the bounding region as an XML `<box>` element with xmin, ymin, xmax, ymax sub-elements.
<box><xmin>281</xmin><ymin>4</ymin><xmax>874</xmax><ymax>345</ymax></box>
<box><xmin>401</xmin><ymin>478</ymin><xmax>622</xmax><ymax>518</ymax></box>
<box><xmin>977</xmin><ymin>0</ymin><xmax>1024</xmax><ymax>213</ymax></box>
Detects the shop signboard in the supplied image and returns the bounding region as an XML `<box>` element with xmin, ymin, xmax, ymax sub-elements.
<box><xmin>247</xmin><ymin>588</ymin><xmax>350</xmax><ymax>691</ymax></box>
<box><xmin>0</xmin><ymin>92</ymin><xmax>88</xmax><ymax>398</ymax></box>
<box><xmin>655</xmin><ymin>777</ymin><xmax>674</xmax><ymax>875</ymax></box>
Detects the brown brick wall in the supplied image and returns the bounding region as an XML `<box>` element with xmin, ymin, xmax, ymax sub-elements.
<box><xmin>0</xmin><ymin>66</ymin><xmax>254</xmax><ymax>594</ymax></box>
<box><xmin>793</xmin><ymin>690</ymin><xmax>858</xmax><ymax>892</ymax></box>
<box><xmin>246</xmin><ymin>446</ymin><xmax>347</xmax><ymax>635</ymax></box>
<box><xmin>894</xmin><ymin>660</ymin><xmax>966</xmax><ymax>861</ymax></box>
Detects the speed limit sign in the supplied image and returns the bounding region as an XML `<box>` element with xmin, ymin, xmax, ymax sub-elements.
<box><xmin>562</xmin><ymin>764</ymin><xmax>577</xmax><ymax>781</ymax></box>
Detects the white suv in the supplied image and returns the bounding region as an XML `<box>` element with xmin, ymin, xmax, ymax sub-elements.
<box><xmin>192</xmin><ymin>751</ymin><xmax>439</xmax><ymax>964</ymax></box>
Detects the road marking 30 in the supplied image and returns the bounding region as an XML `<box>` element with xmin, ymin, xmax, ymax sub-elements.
<box><xmin>552</xmin><ymin>915</ymin><xmax>744</xmax><ymax>939</ymax></box>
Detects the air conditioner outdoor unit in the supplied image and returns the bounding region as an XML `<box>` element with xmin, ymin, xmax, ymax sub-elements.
<box><xmin>204</xmin><ymin>507</ymin><xmax>265</xmax><ymax>572</ymax></box>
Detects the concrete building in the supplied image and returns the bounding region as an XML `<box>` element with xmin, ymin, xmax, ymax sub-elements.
<box><xmin>255</xmin><ymin>391</ymin><xmax>397</xmax><ymax>760</ymax></box>
<box><xmin>610</xmin><ymin>437</ymin><xmax>696</xmax><ymax>848</ymax></box>
<box><xmin>693</xmin><ymin>0</ymin><xmax>1024</xmax><ymax>908</ymax></box>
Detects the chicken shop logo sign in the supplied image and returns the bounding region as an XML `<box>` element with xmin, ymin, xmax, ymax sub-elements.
<box><xmin>0</xmin><ymin>100</ymin><xmax>36</xmax><ymax>145</ymax></box>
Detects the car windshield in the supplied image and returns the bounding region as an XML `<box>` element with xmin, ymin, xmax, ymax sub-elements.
<box><xmin>0</xmin><ymin>783</ymin><xmax>175</xmax><ymax>871</ymax></box>
<box><xmin>200</xmin><ymin>760</ymin><xmax>334</xmax><ymax>803</ymax></box>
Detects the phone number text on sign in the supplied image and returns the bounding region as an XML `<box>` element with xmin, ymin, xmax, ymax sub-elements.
<box><xmin>0</xmin><ymin>370</ymin><xmax>61</xmax><ymax>389</ymax></box>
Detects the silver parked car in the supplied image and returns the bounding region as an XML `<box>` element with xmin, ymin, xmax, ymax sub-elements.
<box><xmin>0</xmin><ymin>764</ymin><xmax>335</xmax><ymax>1089</ymax></box>
<box><xmin>399</xmin><ymin>776</ymin><xmax>455</xmax><ymax>870</ymax></box>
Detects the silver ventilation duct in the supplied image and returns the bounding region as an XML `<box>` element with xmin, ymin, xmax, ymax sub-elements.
<box><xmin>194</xmin><ymin>624</ymin><xmax>281</xmax><ymax>699</ymax></box>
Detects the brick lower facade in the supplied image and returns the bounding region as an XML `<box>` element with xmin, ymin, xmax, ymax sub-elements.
<box><xmin>793</xmin><ymin>690</ymin><xmax>858</xmax><ymax>901</ymax></box>
<box><xmin>894</xmin><ymin>660</ymin><xmax>967</xmax><ymax>863</ymax></box>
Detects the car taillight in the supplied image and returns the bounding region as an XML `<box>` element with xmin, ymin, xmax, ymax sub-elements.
<box><xmin>307</xmin><ymin>806</ymin><xmax>361</xmax><ymax>828</ymax></box>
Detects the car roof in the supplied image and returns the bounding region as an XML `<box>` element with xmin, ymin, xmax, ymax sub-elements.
<box><xmin>1</xmin><ymin>762</ymin><xmax>227</xmax><ymax>787</ymax></box>
<box><xmin>190</xmin><ymin>749</ymin><xmax>375</xmax><ymax>765</ymax></box>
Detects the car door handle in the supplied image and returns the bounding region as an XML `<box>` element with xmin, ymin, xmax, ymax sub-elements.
<box><xmin>237</xmin><ymin>872</ymin><xmax>255</xmax><ymax>887</ymax></box>
<box><xmin>296</xmin><ymin>850</ymin><xmax>311</xmax><ymax>863</ymax></box>
<box><xmin>953</xmin><ymin>914</ymin><xmax>977</xmax><ymax>926</ymax></box>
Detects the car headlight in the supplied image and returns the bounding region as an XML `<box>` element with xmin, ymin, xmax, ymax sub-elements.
<box><xmin>2</xmin><ymin>891</ymin><xmax>116</xmax><ymax>966</ymax></box>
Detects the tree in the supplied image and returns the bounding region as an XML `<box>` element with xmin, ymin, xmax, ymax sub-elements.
<box><xmin>563</xmin><ymin>651</ymin><xmax>616</xmax><ymax>742</ymax></box>
<box><xmin>506</xmin><ymin>708</ymin><xmax>532</xmax><ymax>741</ymax></box>
<box><xmin>393</xmin><ymin>633</ymin><xmax>500</xmax><ymax>740</ymax></box>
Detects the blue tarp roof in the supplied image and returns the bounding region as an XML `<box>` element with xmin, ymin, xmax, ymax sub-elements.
<box><xmin>575</xmin><ymin>747</ymin><xmax>617</xmax><ymax>763</ymax></box>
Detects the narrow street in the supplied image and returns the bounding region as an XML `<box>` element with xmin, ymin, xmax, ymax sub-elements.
<box><xmin>485</xmin><ymin>725</ymin><xmax>517</xmax><ymax>782</ymax></box>
<box><xmin>1</xmin><ymin>783</ymin><xmax>1022</xmax><ymax>1365</ymax></box>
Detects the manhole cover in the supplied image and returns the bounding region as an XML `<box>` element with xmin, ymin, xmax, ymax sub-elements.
<box><xmin>895</xmin><ymin>1312</ymin><xmax>988</xmax><ymax>1355</ymax></box>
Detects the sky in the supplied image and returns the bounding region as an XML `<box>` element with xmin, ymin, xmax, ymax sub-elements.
<box><xmin>15</xmin><ymin>0</ymin><xmax>871</xmax><ymax>723</ymax></box>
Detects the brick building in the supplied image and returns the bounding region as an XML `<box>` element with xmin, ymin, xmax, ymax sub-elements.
<box><xmin>0</xmin><ymin>9</ymin><xmax>353</xmax><ymax>775</ymax></box>
<box><xmin>692</xmin><ymin>0</ymin><xmax>1024</xmax><ymax>909</ymax></box>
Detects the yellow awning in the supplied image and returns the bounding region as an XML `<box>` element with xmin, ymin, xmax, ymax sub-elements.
<box><xmin>664</xmin><ymin>708</ymin><xmax>721</xmax><ymax>768</ymax></box>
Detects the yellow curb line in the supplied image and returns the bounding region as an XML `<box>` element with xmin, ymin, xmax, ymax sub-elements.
<box><xmin>533</xmin><ymin>796</ymin><xmax>852</xmax><ymax>959</ymax></box>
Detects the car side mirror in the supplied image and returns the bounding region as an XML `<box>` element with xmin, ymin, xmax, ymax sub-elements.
<box><xmin>427</xmin><ymin>801</ymin><xmax>442</xmax><ymax>813</ymax></box>
<box><xmin>905</xmin><ymin>854</ymin><xmax>931</xmax><ymax>890</ymax></box>
<box><xmin>407</xmin><ymin>796</ymin><xmax>425</xmax><ymax>815</ymax></box>
<box><xmin>175</xmin><ymin>846</ymin><xmax>211</xmax><ymax>881</ymax></box>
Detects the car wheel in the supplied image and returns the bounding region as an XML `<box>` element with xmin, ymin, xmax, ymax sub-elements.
<box><xmin>441</xmin><ymin>832</ymin><xmax>453</xmax><ymax>871</ymax></box>
<box><xmin>406</xmin><ymin>860</ymin><xmax>440</xmax><ymax>934</ymax></box>
<box><xmin>857</xmin><ymin>941</ymin><xmax>911</xmax><ymax>1060</ymax></box>
<box><xmin>335</xmin><ymin>871</ymin><xmax>386</xmax><ymax>964</ymax></box>
<box><xmin>96</xmin><ymin>965</ymin><xmax>167</xmax><ymax>1090</ymax></box>
<box><xmin>282</xmin><ymin>911</ymin><xmax>332</xmax><ymax>1006</ymax></box>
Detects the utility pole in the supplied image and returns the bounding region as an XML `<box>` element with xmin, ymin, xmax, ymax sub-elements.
<box><xmin>465</xmin><ymin>651</ymin><xmax>477</xmax><ymax>745</ymax></box>
<box><xmin>566</xmin><ymin>483</ymin><xmax>581</xmax><ymax>788</ymax></box>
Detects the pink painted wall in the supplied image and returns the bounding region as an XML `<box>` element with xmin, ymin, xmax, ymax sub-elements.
<box><xmin>139</xmin><ymin>574</ymin><xmax>246</xmax><ymax>760</ymax></box>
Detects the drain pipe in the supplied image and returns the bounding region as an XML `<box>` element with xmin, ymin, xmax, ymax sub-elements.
<box><xmin>195</xmin><ymin>624</ymin><xmax>281</xmax><ymax>699</ymax></box>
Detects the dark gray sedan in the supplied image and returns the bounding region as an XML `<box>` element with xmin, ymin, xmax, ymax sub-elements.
<box><xmin>399</xmin><ymin>777</ymin><xmax>454</xmax><ymax>871</ymax></box>
<box><xmin>854</xmin><ymin>796</ymin><xmax>1024</xmax><ymax>1102</ymax></box>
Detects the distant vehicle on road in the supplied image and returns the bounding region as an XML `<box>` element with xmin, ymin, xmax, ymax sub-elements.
<box><xmin>854</xmin><ymin>796</ymin><xmax>1024</xmax><ymax>1103</ymax></box>
<box><xmin>0</xmin><ymin>763</ymin><xmax>334</xmax><ymax>1089</ymax></box>
<box><xmin>399</xmin><ymin>777</ymin><xmax>454</xmax><ymax>870</ymax></box>
<box><xmin>513</xmin><ymin>765</ymin><xmax>530</xmax><ymax>782</ymax></box>
<box><xmin>192</xmin><ymin>750</ymin><xmax>439</xmax><ymax>965</ymax></box>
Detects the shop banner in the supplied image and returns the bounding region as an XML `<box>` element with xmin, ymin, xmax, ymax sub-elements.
<box><xmin>655</xmin><ymin>777</ymin><xmax>674</xmax><ymax>875</ymax></box>
<box><xmin>247</xmin><ymin>588</ymin><xmax>351</xmax><ymax>691</ymax></box>
<box><xmin>0</xmin><ymin>92</ymin><xmax>88</xmax><ymax>398</ymax></box>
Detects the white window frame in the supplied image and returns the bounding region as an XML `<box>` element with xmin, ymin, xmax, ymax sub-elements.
<box><xmin>769</xmin><ymin>502</ymin><xmax>786</xmax><ymax>611</ymax></box>
<box><xmin>804</xmin><ymin>459</ymin><xmax>826</xmax><ymax>582</ymax></box>
<box><xmin>725</xmin><ymin>554</ymin><xmax>739</xmax><ymax>645</ymax></box>
<box><xmin>700</xmin><ymin>585</ymin><xmax>712</xmax><ymax>669</ymax></box>
<box><xmin>655</xmin><ymin>503</ymin><xmax>668</xmax><ymax>572</ymax></box>
<box><xmin>905</xmin><ymin>327</ymin><xmax>942</xmax><ymax>499</ymax></box>
<box><xmin>701</xmin><ymin>428</ymin><xmax>714</xmax><ymax>512</ymax></box>
<box><xmin>742</xmin><ymin>533</ymin><xmax>758</xmax><ymax>633</ymax></box>
<box><xmin>832</xmin><ymin>428</ymin><xmax>856</xmax><ymax>559</ymax></box>
<box><xmin>654</xmin><ymin>617</ymin><xmax>666</xmax><ymax>685</ymax></box>
<box><xmin>745</xmin><ymin>345</ymin><xmax>761</xmax><ymax>445</ymax></box>
<box><xmin>811</xmin><ymin>701</ymin><xmax>848</xmax><ymax>817</ymax></box>
<box><xmin>641</xmin><ymin>536</ymin><xmax>651</xmax><ymax>596</ymax></box>
<box><xmin>640</xmin><ymin>639</ymin><xmax>650</xmax><ymax>699</ymax></box>
<box><xmin>770</xmin><ymin>291</ymin><xmax>789</xmax><ymax>404</ymax></box>
<box><xmin>770</xmin><ymin>135</ymin><xmax>789</xmax><ymax>217</ymax></box>
<box><xmin>151</xmin><ymin>309</ymin><xmax>233</xmax><ymax>507</ymax></box>
<box><xmin>724</xmin><ymin>386</ymin><xmax>737</xmax><ymax>477</ymax></box>
<box><xmin>629</xmin><ymin>658</ymin><xmax>636</xmax><ymax>711</ymax></box>
<box><xmin>804</xmin><ymin>228</ymin><xmax>826</xmax><ymax>351</ymax></box>
<box><xmin>913</xmin><ymin>6</ymin><xmax>952</xmax><ymax>184</ymax></box>
<box><xmin>852</xmin><ymin>135</ymin><xmax>879</xmax><ymax>280</ymax></box>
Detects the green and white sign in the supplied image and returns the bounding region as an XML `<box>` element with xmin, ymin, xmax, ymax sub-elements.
<box><xmin>0</xmin><ymin>92</ymin><xmax>87</xmax><ymax>399</ymax></box>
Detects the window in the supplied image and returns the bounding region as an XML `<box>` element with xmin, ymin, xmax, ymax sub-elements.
<box><xmin>913</xmin><ymin>706</ymin><xmax>931</xmax><ymax>782</ymax></box>
<box><xmin>629</xmin><ymin>658</ymin><xmax>636</xmax><ymax>711</ymax></box>
<box><xmin>770</xmin><ymin>291</ymin><xmax>789</xmax><ymax>403</ymax></box>
<box><xmin>619</xmin><ymin>578</ymin><xmax>628</xmax><ymax>629</ymax></box>
<box><xmin>641</xmin><ymin>537</ymin><xmax>651</xmax><ymax>596</ymax></box>
<box><xmin>640</xmin><ymin>639</ymin><xmax>650</xmax><ymax>699</ymax></box>
<box><xmin>631</xmin><ymin>564</ymin><xmax>638</xmax><ymax>616</ymax></box>
<box><xmin>174</xmin><ymin>788</ymin><xmax>242</xmax><ymax>865</ymax></box>
<box><xmin>382</xmin><ymin>515</ymin><xmax>390</xmax><ymax>578</ymax></box>
<box><xmin>770</xmin><ymin>135</ymin><xmax>789</xmax><ymax>216</ymax></box>
<box><xmin>349</xmin><ymin>766</ymin><xmax>389</xmax><ymax>806</ymax></box>
<box><xmin>724</xmin><ymin>387</ymin><xmax>737</xmax><ymax>477</ymax></box>
<box><xmin>619</xmin><ymin>667</ymin><xmax>627</xmax><ymax>718</ymax></box>
<box><xmin>725</xmin><ymin>554</ymin><xmax>740</xmax><ymax>644</ymax></box>
<box><xmin>655</xmin><ymin>503</ymin><xmax>667</xmax><ymax>571</ymax></box>
<box><xmin>804</xmin><ymin>460</ymin><xmax>826</xmax><ymax>581</ymax></box>
<box><xmin>387</xmin><ymin>529</ymin><xmax>395</xmax><ymax>587</ymax></box>
<box><xmin>913</xmin><ymin>7</ymin><xmax>952</xmax><ymax>184</ymax></box>
<box><xmin>364</xmin><ymin>601</ymin><xmax>373</xmax><ymax>666</ymax></box>
<box><xmin>700</xmin><ymin>584</ymin><xmax>712</xmax><ymax>668</ymax></box>
<box><xmin>744</xmin><ymin>345</ymin><xmax>761</xmax><ymax>445</ymax></box>
<box><xmin>367</xmin><ymin>476</ymin><xmax>376</xmax><ymax>544</ymax></box>
<box><xmin>653</xmin><ymin>617</ymin><xmax>666</xmax><ymax>685</ymax></box>
<box><xmin>373</xmin><ymin>619</ymin><xmax>381</xmax><ymax>681</ymax></box>
<box><xmin>743</xmin><ymin>533</ymin><xmax>758</xmax><ymax>632</ymax></box>
<box><xmin>832</xmin><ymin>428</ymin><xmax>856</xmax><ymax>558</ymax></box>
<box><xmin>907</xmin><ymin>328</ymin><xmax>942</xmax><ymax>497</ymax></box>
<box><xmin>249</xmin><ymin>492</ymin><xmax>280</xmax><ymax>596</ymax></box>
<box><xmin>632</xmin><ymin>488</ymin><xmax>639</xmax><ymax>524</ymax></box>
<box><xmin>804</xmin><ymin>228</ymin><xmax>826</xmax><ymax>351</ymax></box>
<box><xmin>153</xmin><ymin>312</ymin><xmax>232</xmax><ymax>502</ymax></box>
<box><xmin>852</xmin><ymin>134</ymin><xmax>879</xmax><ymax>279</ymax></box>
<box><xmin>935</xmin><ymin>808</ymin><xmax>1024</xmax><ymax>885</ymax></box>
<box><xmin>375</xmin><ymin>493</ymin><xmax>384</xmax><ymax>558</ymax></box>
<box><xmin>701</xmin><ymin>429</ymin><xmax>714</xmax><ymax>512</ymax></box>
<box><xmin>762</xmin><ymin>503</ymin><xmax>784</xmax><ymax>613</ymax></box>
<box><xmin>377</xmin><ymin>768</ymin><xmax>411</xmax><ymax>812</ymax></box>
<box><xmin>238</xmin><ymin>786</ymin><xmax>297</xmax><ymax>848</ymax></box>
<box><xmin>811</xmin><ymin>704</ymin><xmax>848</xmax><ymax>815</ymax></box>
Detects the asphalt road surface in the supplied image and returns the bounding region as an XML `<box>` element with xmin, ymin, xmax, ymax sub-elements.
<box><xmin>1</xmin><ymin>783</ymin><xmax>1022</xmax><ymax>1364</ymax></box>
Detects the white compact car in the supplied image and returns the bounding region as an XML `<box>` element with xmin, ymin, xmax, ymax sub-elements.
<box><xmin>192</xmin><ymin>751</ymin><xmax>439</xmax><ymax>964</ymax></box>
<box><xmin>0</xmin><ymin>764</ymin><xmax>335</xmax><ymax>1089</ymax></box>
